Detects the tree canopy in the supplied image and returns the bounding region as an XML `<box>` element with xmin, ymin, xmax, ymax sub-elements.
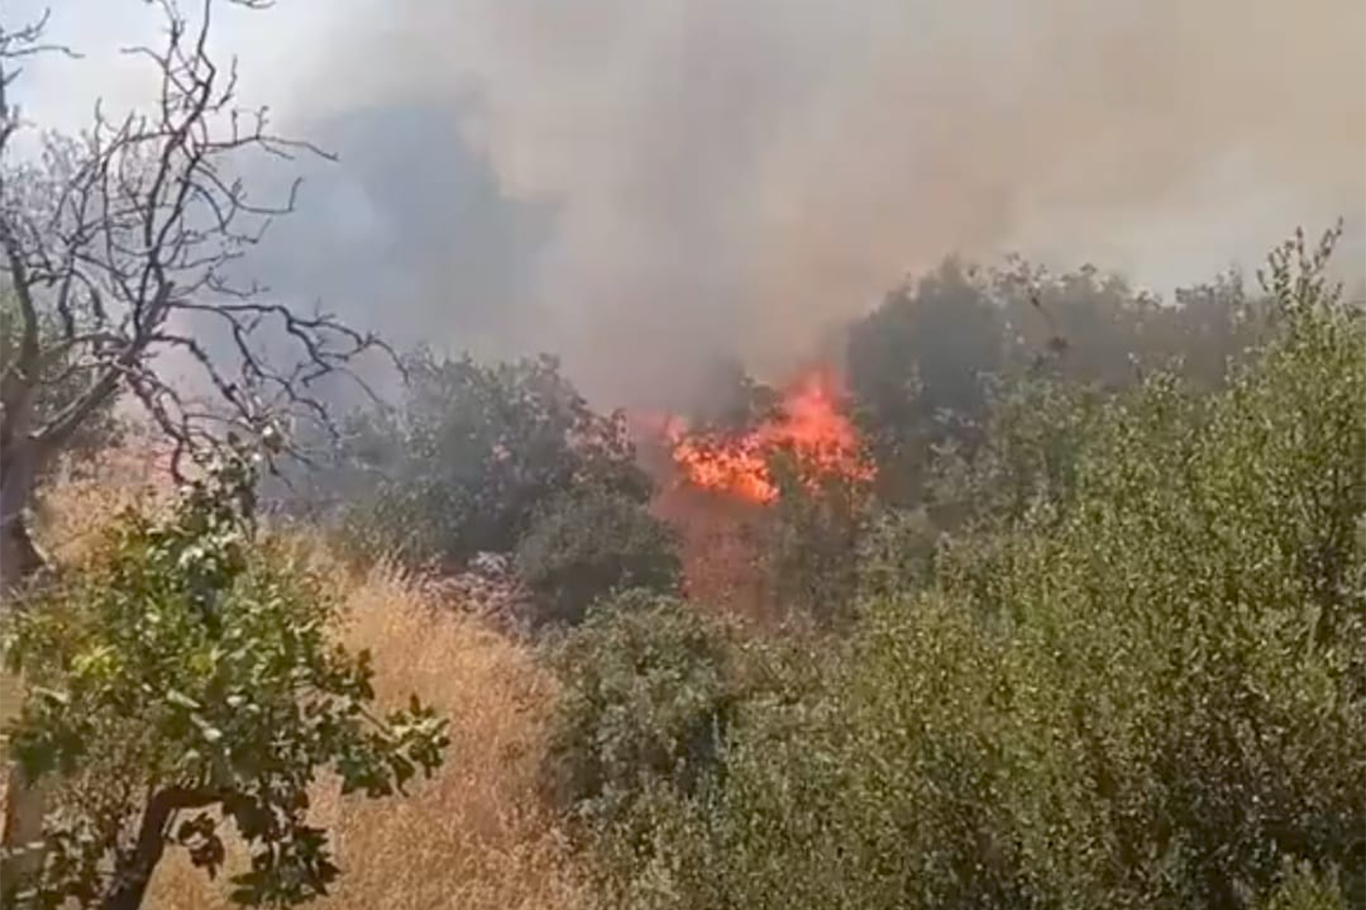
<box><xmin>313</xmin><ymin>349</ymin><xmax>651</xmax><ymax>571</ymax></box>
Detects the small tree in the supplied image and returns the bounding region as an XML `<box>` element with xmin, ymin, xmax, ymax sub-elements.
<box><xmin>0</xmin><ymin>1</ymin><xmax>392</xmax><ymax>588</ymax></box>
<box><xmin>763</xmin><ymin>450</ymin><xmax>870</xmax><ymax>625</ymax></box>
<box><xmin>541</xmin><ymin>591</ymin><xmax>733</xmax><ymax>834</ymax></box>
<box><xmin>846</xmin><ymin>259</ymin><xmax>1004</xmax><ymax>505</ymax></box>
<box><xmin>1</xmin><ymin>0</ymin><xmax>398</xmax><ymax>879</ymax></box>
<box><xmin>0</xmin><ymin>449</ymin><xmax>448</xmax><ymax>909</ymax></box>
<box><xmin>514</xmin><ymin>487</ymin><xmax>681</xmax><ymax>626</ymax></box>
<box><xmin>318</xmin><ymin>350</ymin><xmax>650</xmax><ymax>569</ymax></box>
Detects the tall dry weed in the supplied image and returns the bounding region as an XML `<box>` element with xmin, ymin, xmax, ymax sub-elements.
<box><xmin>34</xmin><ymin>445</ymin><xmax>172</xmax><ymax>569</ymax></box>
<box><xmin>14</xmin><ymin>464</ymin><xmax>590</xmax><ymax>910</ymax></box>
<box><xmin>146</xmin><ymin>559</ymin><xmax>590</xmax><ymax>910</ymax></box>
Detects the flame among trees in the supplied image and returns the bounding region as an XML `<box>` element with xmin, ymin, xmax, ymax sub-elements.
<box><xmin>664</xmin><ymin>367</ymin><xmax>873</xmax><ymax>504</ymax></box>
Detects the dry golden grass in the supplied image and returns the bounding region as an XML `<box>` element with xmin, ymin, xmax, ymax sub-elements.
<box><xmin>11</xmin><ymin>463</ymin><xmax>592</xmax><ymax>910</ymax></box>
<box><xmin>147</xmin><ymin>560</ymin><xmax>592</xmax><ymax>910</ymax></box>
<box><xmin>34</xmin><ymin>444</ymin><xmax>174</xmax><ymax>569</ymax></box>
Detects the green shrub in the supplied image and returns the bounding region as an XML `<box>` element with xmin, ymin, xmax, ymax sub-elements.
<box><xmin>590</xmin><ymin>229</ymin><xmax>1366</xmax><ymax>910</ymax></box>
<box><xmin>763</xmin><ymin>455</ymin><xmax>870</xmax><ymax>625</ymax></box>
<box><xmin>1254</xmin><ymin>860</ymin><xmax>1350</xmax><ymax>910</ymax></box>
<box><xmin>853</xmin><ymin>505</ymin><xmax>938</xmax><ymax>601</ymax></box>
<box><xmin>541</xmin><ymin>592</ymin><xmax>733</xmax><ymax>838</ymax></box>
<box><xmin>0</xmin><ymin>451</ymin><xmax>447</xmax><ymax>908</ymax></box>
<box><xmin>314</xmin><ymin>350</ymin><xmax>650</xmax><ymax>568</ymax></box>
<box><xmin>514</xmin><ymin>488</ymin><xmax>682</xmax><ymax>626</ymax></box>
<box><xmin>927</xmin><ymin>376</ymin><xmax>1106</xmax><ymax>531</ymax></box>
<box><xmin>847</xmin><ymin>258</ymin><xmax>1003</xmax><ymax>505</ymax></box>
<box><xmin>846</xmin><ymin>253</ymin><xmax>1262</xmax><ymax>510</ymax></box>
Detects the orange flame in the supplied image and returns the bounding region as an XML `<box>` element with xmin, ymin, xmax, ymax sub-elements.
<box><xmin>666</xmin><ymin>368</ymin><xmax>872</xmax><ymax>503</ymax></box>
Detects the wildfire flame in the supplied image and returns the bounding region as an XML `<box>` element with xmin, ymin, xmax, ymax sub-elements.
<box><xmin>666</xmin><ymin>368</ymin><xmax>872</xmax><ymax>503</ymax></box>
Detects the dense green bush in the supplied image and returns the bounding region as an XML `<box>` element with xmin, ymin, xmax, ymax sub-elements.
<box><xmin>316</xmin><ymin>349</ymin><xmax>650</xmax><ymax>568</ymax></box>
<box><xmin>586</xmin><ymin>229</ymin><xmax>1366</xmax><ymax>910</ymax></box>
<box><xmin>845</xmin><ymin>253</ymin><xmax>1263</xmax><ymax>508</ymax></box>
<box><xmin>514</xmin><ymin>488</ymin><xmax>682</xmax><ymax>626</ymax></box>
<box><xmin>761</xmin><ymin>453</ymin><xmax>871</xmax><ymax>625</ymax></box>
<box><xmin>853</xmin><ymin>504</ymin><xmax>938</xmax><ymax>600</ymax></box>
<box><xmin>926</xmin><ymin>375</ymin><xmax>1107</xmax><ymax>533</ymax></box>
<box><xmin>846</xmin><ymin>259</ymin><xmax>1002</xmax><ymax>505</ymax></box>
<box><xmin>1253</xmin><ymin>861</ymin><xmax>1351</xmax><ymax>910</ymax></box>
<box><xmin>540</xmin><ymin>592</ymin><xmax>734</xmax><ymax>838</ymax></box>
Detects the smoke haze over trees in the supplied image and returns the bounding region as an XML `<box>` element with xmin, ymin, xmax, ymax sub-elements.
<box><xmin>12</xmin><ymin>0</ymin><xmax>1363</xmax><ymax>406</ymax></box>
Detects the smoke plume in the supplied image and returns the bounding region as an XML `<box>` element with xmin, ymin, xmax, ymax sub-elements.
<box><xmin>24</xmin><ymin>0</ymin><xmax>1363</xmax><ymax>405</ymax></box>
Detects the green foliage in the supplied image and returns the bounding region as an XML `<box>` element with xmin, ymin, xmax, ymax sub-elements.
<box><xmin>1254</xmin><ymin>860</ymin><xmax>1349</xmax><ymax>910</ymax></box>
<box><xmin>846</xmin><ymin>259</ymin><xmax>1001</xmax><ymax>504</ymax></box>
<box><xmin>845</xmin><ymin>253</ymin><xmax>1263</xmax><ymax>509</ymax></box>
<box><xmin>325</xmin><ymin>350</ymin><xmax>650</xmax><ymax>568</ymax></box>
<box><xmin>927</xmin><ymin>376</ymin><xmax>1107</xmax><ymax>532</ymax></box>
<box><xmin>0</xmin><ymin>451</ymin><xmax>448</xmax><ymax>908</ymax></box>
<box><xmin>584</xmin><ymin>229</ymin><xmax>1366</xmax><ymax>910</ymax></box>
<box><xmin>540</xmin><ymin>592</ymin><xmax>733</xmax><ymax>840</ymax></box>
<box><xmin>762</xmin><ymin>454</ymin><xmax>870</xmax><ymax>625</ymax></box>
<box><xmin>853</xmin><ymin>505</ymin><xmax>938</xmax><ymax>600</ymax></box>
<box><xmin>514</xmin><ymin>487</ymin><xmax>682</xmax><ymax>626</ymax></box>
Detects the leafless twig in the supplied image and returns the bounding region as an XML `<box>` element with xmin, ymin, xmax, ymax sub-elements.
<box><xmin>1</xmin><ymin>0</ymin><xmax>398</xmax><ymax>581</ymax></box>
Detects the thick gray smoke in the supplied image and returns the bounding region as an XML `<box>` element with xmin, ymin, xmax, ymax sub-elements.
<box><xmin>14</xmin><ymin>0</ymin><xmax>1366</xmax><ymax>406</ymax></box>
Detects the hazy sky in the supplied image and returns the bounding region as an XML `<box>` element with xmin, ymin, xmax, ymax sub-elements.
<box><xmin>10</xmin><ymin>0</ymin><xmax>1365</xmax><ymax>405</ymax></box>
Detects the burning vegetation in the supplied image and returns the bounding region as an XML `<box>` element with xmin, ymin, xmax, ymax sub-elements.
<box><xmin>637</xmin><ymin>366</ymin><xmax>877</xmax><ymax>625</ymax></box>
<box><xmin>663</xmin><ymin>368</ymin><xmax>873</xmax><ymax>504</ymax></box>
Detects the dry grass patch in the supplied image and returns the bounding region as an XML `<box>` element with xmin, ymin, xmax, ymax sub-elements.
<box><xmin>8</xmin><ymin>465</ymin><xmax>590</xmax><ymax>910</ymax></box>
<box><xmin>147</xmin><ymin>560</ymin><xmax>590</xmax><ymax>910</ymax></box>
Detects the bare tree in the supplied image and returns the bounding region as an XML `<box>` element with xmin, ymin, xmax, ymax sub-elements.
<box><xmin>0</xmin><ymin>1</ymin><xmax>396</xmax><ymax>887</ymax></box>
<box><xmin>0</xmin><ymin>0</ymin><xmax>391</xmax><ymax>590</ymax></box>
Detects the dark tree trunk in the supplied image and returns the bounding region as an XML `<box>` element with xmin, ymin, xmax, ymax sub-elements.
<box><xmin>103</xmin><ymin>787</ymin><xmax>218</xmax><ymax>910</ymax></box>
<box><xmin>0</xmin><ymin>445</ymin><xmax>45</xmax><ymax>594</ymax></box>
<box><xmin>0</xmin><ymin>511</ymin><xmax>44</xmax><ymax>588</ymax></box>
<box><xmin>0</xmin><ymin>447</ymin><xmax>49</xmax><ymax>892</ymax></box>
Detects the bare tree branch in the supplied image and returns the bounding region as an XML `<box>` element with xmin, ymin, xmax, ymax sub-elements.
<box><xmin>1</xmin><ymin>0</ymin><xmax>399</xmax><ymax>585</ymax></box>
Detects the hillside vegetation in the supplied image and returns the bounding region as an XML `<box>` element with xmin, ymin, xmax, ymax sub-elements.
<box><xmin>569</xmin><ymin>234</ymin><xmax>1364</xmax><ymax>910</ymax></box>
<box><xmin>2</xmin><ymin>228</ymin><xmax>1362</xmax><ymax>910</ymax></box>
